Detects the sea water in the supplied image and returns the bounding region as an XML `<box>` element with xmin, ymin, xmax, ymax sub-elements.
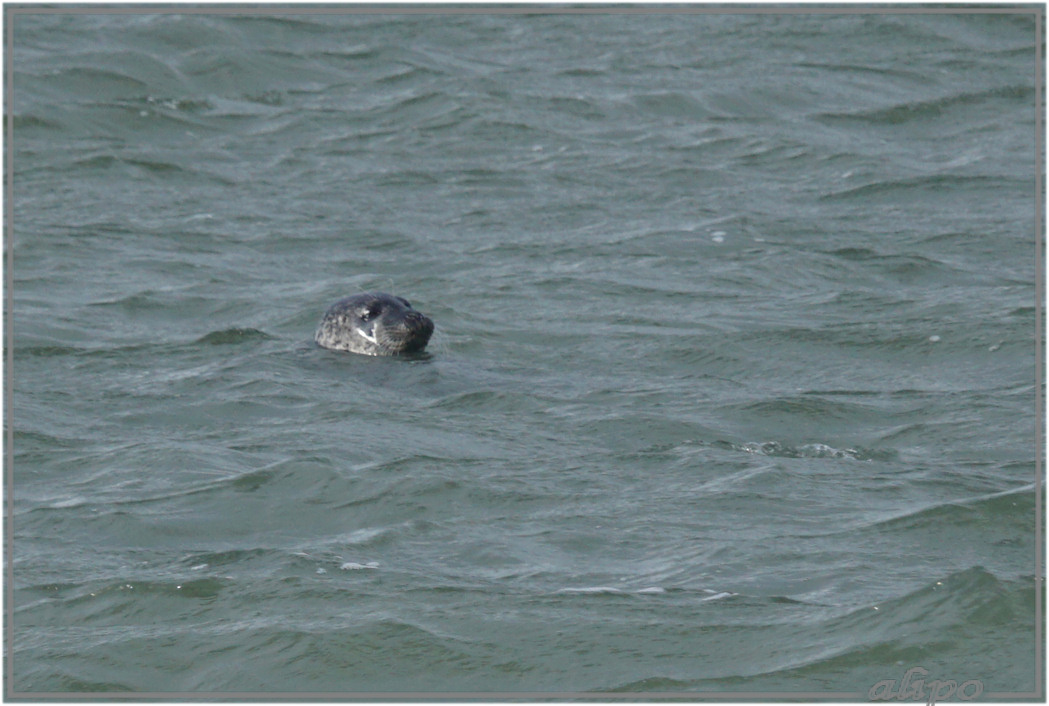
<box><xmin>8</xmin><ymin>8</ymin><xmax>1041</xmax><ymax>696</ymax></box>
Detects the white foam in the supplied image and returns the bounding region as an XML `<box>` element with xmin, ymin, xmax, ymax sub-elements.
<box><xmin>340</xmin><ymin>527</ymin><xmax>387</xmax><ymax>545</ymax></box>
<box><xmin>340</xmin><ymin>561</ymin><xmax>379</xmax><ymax>571</ymax></box>
<box><xmin>558</xmin><ymin>586</ymin><xmax>667</xmax><ymax>595</ymax></box>
<box><xmin>700</xmin><ymin>591</ymin><xmax>736</xmax><ymax>602</ymax></box>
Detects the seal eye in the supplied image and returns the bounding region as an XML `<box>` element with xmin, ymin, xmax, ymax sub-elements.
<box><xmin>398</xmin><ymin>297</ymin><xmax>412</xmax><ymax>309</ymax></box>
<box><xmin>359</xmin><ymin>303</ymin><xmax>382</xmax><ymax>322</ymax></box>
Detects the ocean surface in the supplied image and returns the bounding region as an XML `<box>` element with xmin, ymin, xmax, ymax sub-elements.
<box><xmin>8</xmin><ymin>8</ymin><xmax>1042</xmax><ymax>697</ymax></box>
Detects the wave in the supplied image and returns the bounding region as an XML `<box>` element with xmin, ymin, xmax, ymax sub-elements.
<box><xmin>195</xmin><ymin>328</ymin><xmax>272</xmax><ymax>345</ymax></box>
<box><xmin>816</xmin><ymin>85</ymin><xmax>1033</xmax><ymax>126</ymax></box>
<box><xmin>604</xmin><ymin>567</ymin><xmax>1036</xmax><ymax>693</ymax></box>
<box><xmin>820</xmin><ymin>174</ymin><xmax>1024</xmax><ymax>203</ymax></box>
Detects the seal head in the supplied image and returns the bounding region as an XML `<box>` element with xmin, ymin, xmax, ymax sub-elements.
<box><xmin>315</xmin><ymin>292</ymin><xmax>434</xmax><ymax>356</ymax></box>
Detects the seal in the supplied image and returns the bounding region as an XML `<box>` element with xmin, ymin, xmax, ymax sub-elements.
<box><xmin>315</xmin><ymin>292</ymin><xmax>434</xmax><ymax>356</ymax></box>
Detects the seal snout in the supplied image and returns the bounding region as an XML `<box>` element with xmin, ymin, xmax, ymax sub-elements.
<box><xmin>397</xmin><ymin>310</ymin><xmax>434</xmax><ymax>352</ymax></box>
<box><xmin>405</xmin><ymin>310</ymin><xmax>435</xmax><ymax>335</ymax></box>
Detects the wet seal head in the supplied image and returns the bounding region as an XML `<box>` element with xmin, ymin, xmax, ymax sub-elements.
<box><xmin>315</xmin><ymin>292</ymin><xmax>434</xmax><ymax>356</ymax></box>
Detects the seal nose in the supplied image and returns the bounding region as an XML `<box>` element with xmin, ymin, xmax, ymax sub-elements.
<box><xmin>394</xmin><ymin>310</ymin><xmax>433</xmax><ymax>354</ymax></box>
<box><xmin>405</xmin><ymin>310</ymin><xmax>427</xmax><ymax>324</ymax></box>
<box><xmin>406</xmin><ymin>311</ymin><xmax>434</xmax><ymax>338</ymax></box>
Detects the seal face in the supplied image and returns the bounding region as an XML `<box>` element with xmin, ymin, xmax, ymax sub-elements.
<box><xmin>315</xmin><ymin>292</ymin><xmax>434</xmax><ymax>356</ymax></box>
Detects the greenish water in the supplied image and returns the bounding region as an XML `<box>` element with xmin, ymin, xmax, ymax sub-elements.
<box><xmin>9</xmin><ymin>8</ymin><xmax>1042</xmax><ymax>697</ymax></box>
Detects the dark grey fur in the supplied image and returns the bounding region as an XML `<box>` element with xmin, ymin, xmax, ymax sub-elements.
<box><xmin>315</xmin><ymin>292</ymin><xmax>434</xmax><ymax>356</ymax></box>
